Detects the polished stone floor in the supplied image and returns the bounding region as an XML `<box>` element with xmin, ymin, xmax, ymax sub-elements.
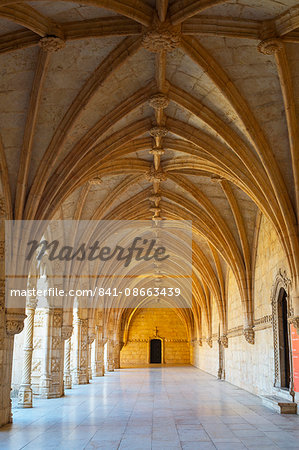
<box><xmin>1</xmin><ymin>366</ymin><xmax>299</xmax><ymax>449</ymax></box>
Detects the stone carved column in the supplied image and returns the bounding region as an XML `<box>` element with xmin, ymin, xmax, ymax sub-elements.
<box><xmin>92</xmin><ymin>326</ymin><xmax>104</xmax><ymax>377</ymax></box>
<box><xmin>64</xmin><ymin>337</ymin><xmax>72</xmax><ymax>389</ymax></box>
<box><xmin>113</xmin><ymin>341</ymin><xmax>122</xmax><ymax>370</ymax></box>
<box><xmin>87</xmin><ymin>332</ymin><xmax>95</xmax><ymax>380</ymax></box>
<box><xmin>18</xmin><ymin>298</ymin><xmax>38</xmax><ymax>408</ymax></box>
<box><xmin>107</xmin><ymin>339</ymin><xmax>115</xmax><ymax>372</ymax></box>
<box><xmin>62</xmin><ymin>325</ymin><xmax>73</xmax><ymax>390</ymax></box>
<box><xmin>39</xmin><ymin>308</ymin><xmax>53</xmax><ymax>398</ymax></box>
<box><xmin>72</xmin><ymin>314</ymin><xmax>88</xmax><ymax>384</ymax></box>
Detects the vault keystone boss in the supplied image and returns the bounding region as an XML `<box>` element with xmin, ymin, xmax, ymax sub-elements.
<box><xmin>26</xmin><ymin>237</ymin><xmax>169</xmax><ymax>267</ymax></box>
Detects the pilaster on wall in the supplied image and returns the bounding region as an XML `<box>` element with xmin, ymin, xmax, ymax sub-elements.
<box><xmin>92</xmin><ymin>325</ymin><xmax>105</xmax><ymax>377</ymax></box>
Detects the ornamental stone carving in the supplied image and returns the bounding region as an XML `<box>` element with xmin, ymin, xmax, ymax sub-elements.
<box><xmin>243</xmin><ymin>326</ymin><xmax>255</xmax><ymax>344</ymax></box>
<box><xmin>258</xmin><ymin>38</ymin><xmax>283</xmax><ymax>55</ymax></box>
<box><xmin>39</xmin><ymin>36</ymin><xmax>66</xmax><ymax>53</ymax></box>
<box><xmin>220</xmin><ymin>334</ymin><xmax>228</xmax><ymax>348</ymax></box>
<box><xmin>149</xmin><ymin>194</ymin><xmax>161</xmax><ymax>206</ymax></box>
<box><xmin>150</xmin><ymin>126</ymin><xmax>168</xmax><ymax>138</ymax></box>
<box><xmin>89</xmin><ymin>176</ymin><xmax>102</xmax><ymax>186</ymax></box>
<box><xmin>149</xmin><ymin>147</ymin><xmax>165</xmax><ymax>156</ymax></box>
<box><xmin>142</xmin><ymin>19</ymin><xmax>181</xmax><ymax>53</ymax></box>
<box><xmin>146</xmin><ymin>167</ymin><xmax>167</xmax><ymax>183</ymax></box>
<box><xmin>6</xmin><ymin>313</ymin><xmax>26</xmax><ymax>336</ymax></box>
<box><xmin>149</xmin><ymin>94</ymin><xmax>169</xmax><ymax>110</ymax></box>
<box><xmin>61</xmin><ymin>325</ymin><xmax>73</xmax><ymax>341</ymax></box>
<box><xmin>87</xmin><ymin>333</ymin><xmax>96</xmax><ymax>344</ymax></box>
<box><xmin>206</xmin><ymin>337</ymin><xmax>212</xmax><ymax>348</ymax></box>
<box><xmin>288</xmin><ymin>316</ymin><xmax>299</xmax><ymax>335</ymax></box>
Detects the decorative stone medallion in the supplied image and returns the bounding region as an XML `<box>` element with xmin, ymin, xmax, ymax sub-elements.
<box><xmin>39</xmin><ymin>36</ymin><xmax>66</xmax><ymax>53</ymax></box>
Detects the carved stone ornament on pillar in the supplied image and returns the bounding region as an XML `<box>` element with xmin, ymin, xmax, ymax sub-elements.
<box><xmin>61</xmin><ymin>325</ymin><xmax>73</xmax><ymax>341</ymax></box>
<box><xmin>5</xmin><ymin>313</ymin><xmax>26</xmax><ymax>336</ymax></box>
<box><xmin>220</xmin><ymin>334</ymin><xmax>228</xmax><ymax>348</ymax></box>
<box><xmin>243</xmin><ymin>326</ymin><xmax>255</xmax><ymax>344</ymax></box>
<box><xmin>257</xmin><ymin>38</ymin><xmax>283</xmax><ymax>55</ymax></box>
<box><xmin>206</xmin><ymin>337</ymin><xmax>213</xmax><ymax>348</ymax></box>
<box><xmin>288</xmin><ymin>316</ymin><xmax>299</xmax><ymax>335</ymax></box>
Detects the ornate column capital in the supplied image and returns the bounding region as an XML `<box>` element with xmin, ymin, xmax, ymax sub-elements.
<box><xmin>5</xmin><ymin>312</ymin><xmax>26</xmax><ymax>336</ymax></box>
<box><xmin>39</xmin><ymin>36</ymin><xmax>66</xmax><ymax>52</ymax></box>
<box><xmin>61</xmin><ymin>325</ymin><xmax>73</xmax><ymax>341</ymax></box>
<box><xmin>288</xmin><ymin>316</ymin><xmax>299</xmax><ymax>335</ymax></box>
<box><xmin>258</xmin><ymin>38</ymin><xmax>283</xmax><ymax>55</ymax></box>
<box><xmin>243</xmin><ymin>326</ymin><xmax>255</xmax><ymax>344</ymax></box>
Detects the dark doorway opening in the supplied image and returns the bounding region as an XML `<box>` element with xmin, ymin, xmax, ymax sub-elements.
<box><xmin>278</xmin><ymin>288</ymin><xmax>290</xmax><ymax>388</ymax></box>
<box><xmin>150</xmin><ymin>339</ymin><xmax>161</xmax><ymax>363</ymax></box>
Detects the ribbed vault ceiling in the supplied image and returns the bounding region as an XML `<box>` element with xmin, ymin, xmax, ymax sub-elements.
<box><xmin>0</xmin><ymin>0</ymin><xmax>299</xmax><ymax>338</ymax></box>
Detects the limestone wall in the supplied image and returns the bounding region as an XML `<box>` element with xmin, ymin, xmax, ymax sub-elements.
<box><xmin>192</xmin><ymin>214</ymin><xmax>290</xmax><ymax>396</ymax></box>
<box><xmin>120</xmin><ymin>308</ymin><xmax>190</xmax><ymax>367</ymax></box>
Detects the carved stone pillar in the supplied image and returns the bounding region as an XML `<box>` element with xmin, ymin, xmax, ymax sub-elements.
<box><xmin>64</xmin><ymin>337</ymin><xmax>72</xmax><ymax>389</ymax></box>
<box><xmin>39</xmin><ymin>308</ymin><xmax>53</xmax><ymax>398</ymax></box>
<box><xmin>107</xmin><ymin>339</ymin><xmax>115</xmax><ymax>372</ymax></box>
<box><xmin>87</xmin><ymin>332</ymin><xmax>95</xmax><ymax>380</ymax></box>
<box><xmin>62</xmin><ymin>325</ymin><xmax>73</xmax><ymax>390</ymax></box>
<box><xmin>18</xmin><ymin>299</ymin><xmax>38</xmax><ymax>408</ymax></box>
<box><xmin>92</xmin><ymin>326</ymin><xmax>104</xmax><ymax>377</ymax></box>
<box><xmin>72</xmin><ymin>314</ymin><xmax>88</xmax><ymax>384</ymax></box>
<box><xmin>113</xmin><ymin>341</ymin><xmax>121</xmax><ymax>369</ymax></box>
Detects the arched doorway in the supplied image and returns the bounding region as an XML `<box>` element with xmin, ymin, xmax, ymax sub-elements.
<box><xmin>277</xmin><ymin>288</ymin><xmax>290</xmax><ymax>388</ymax></box>
<box><xmin>150</xmin><ymin>339</ymin><xmax>162</xmax><ymax>363</ymax></box>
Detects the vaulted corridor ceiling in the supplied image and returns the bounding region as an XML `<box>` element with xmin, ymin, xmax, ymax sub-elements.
<box><xmin>1</xmin><ymin>0</ymin><xmax>299</xmax><ymax>341</ymax></box>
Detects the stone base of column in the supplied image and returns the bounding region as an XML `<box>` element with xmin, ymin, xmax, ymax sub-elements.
<box><xmin>0</xmin><ymin>405</ymin><xmax>12</xmax><ymax>426</ymax></box>
<box><xmin>18</xmin><ymin>385</ymin><xmax>33</xmax><ymax>408</ymax></box>
<box><xmin>64</xmin><ymin>374</ymin><xmax>72</xmax><ymax>389</ymax></box>
<box><xmin>92</xmin><ymin>363</ymin><xmax>104</xmax><ymax>377</ymax></box>
<box><xmin>107</xmin><ymin>360</ymin><xmax>114</xmax><ymax>372</ymax></box>
<box><xmin>39</xmin><ymin>376</ymin><xmax>52</xmax><ymax>398</ymax></box>
<box><xmin>72</xmin><ymin>371</ymin><xmax>89</xmax><ymax>385</ymax></box>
